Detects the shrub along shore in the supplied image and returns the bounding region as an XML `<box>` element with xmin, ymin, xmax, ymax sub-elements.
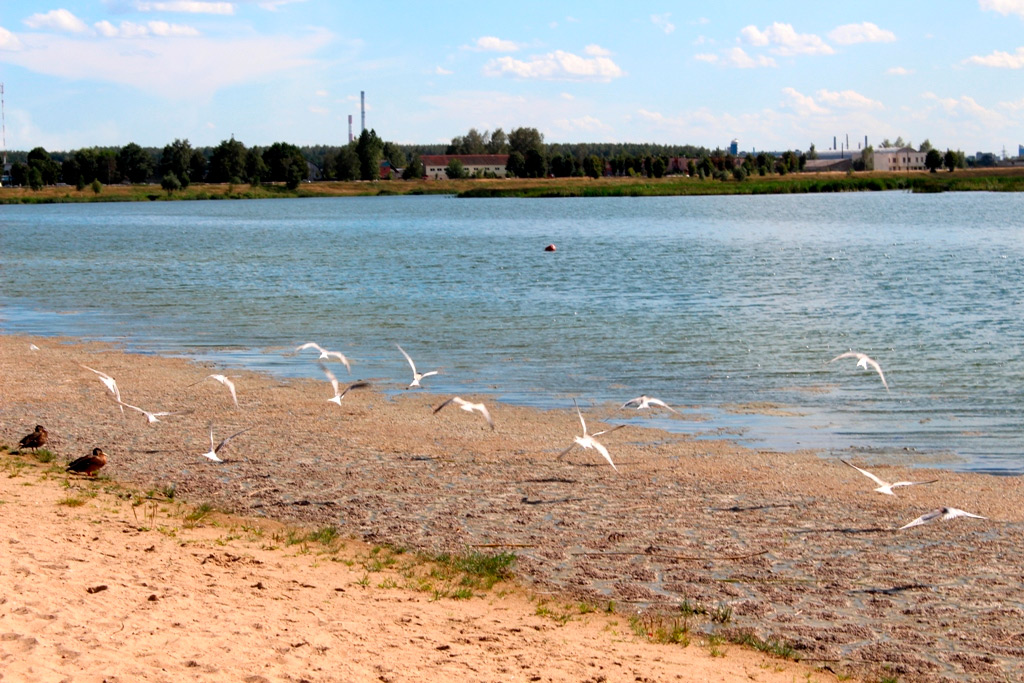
<box><xmin>1</xmin><ymin>167</ymin><xmax>1023</xmax><ymax>204</ymax></box>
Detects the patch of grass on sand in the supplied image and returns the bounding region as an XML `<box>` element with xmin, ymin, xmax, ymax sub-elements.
<box><xmin>57</xmin><ymin>495</ymin><xmax>88</xmax><ymax>507</ymax></box>
<box><xmin>183</xmin><ymin>502</ymin><xmax>215</xmax><ymax>527</ymax></box>
<box><xmin>630</xmin><ymin>612</ymin><xmax>692</xmax><ymax>646</ymax></box>
<box><xmin>32</xmin><ymin>448</ymin><xmax>56</xmax><ymax>463</ymax></box>
<box><xmin>727</xmin><ymin>629</ymin><xmax>799</xmax><ymax>661</ymax></box>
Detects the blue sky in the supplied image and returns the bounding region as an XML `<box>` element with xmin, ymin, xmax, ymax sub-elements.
<box><xmin>0</xmin><ymin>1</ymin><xmax>1022</xmax><ymax>154</ymax></box>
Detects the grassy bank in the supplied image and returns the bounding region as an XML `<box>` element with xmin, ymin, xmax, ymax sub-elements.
<box><xmin>2</xmin><ymin>167</ymin><xmax>1022</xmax><ymax>204</ymax></box>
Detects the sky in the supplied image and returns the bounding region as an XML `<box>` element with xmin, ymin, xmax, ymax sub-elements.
<box><xmin>0</xmin><ymin>1</ymin><xmax>1022</xmax><ymax>155</ymax></box>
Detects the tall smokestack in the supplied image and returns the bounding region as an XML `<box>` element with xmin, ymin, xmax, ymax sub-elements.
<box><xmin>360</xmin><ymin>91</ymin><xmax>365</xmax><ymax>134</ymax></box>
<box><xmin>348</xmin><ymin>115</ymin><xmax>353</xmax><ymax>143</ymax></box>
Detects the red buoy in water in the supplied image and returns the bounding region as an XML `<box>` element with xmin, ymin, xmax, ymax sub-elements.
<box><xmin>544</xmin><ymin>244</ymin><xmax>557</xmax><ymax>252</ymax></box>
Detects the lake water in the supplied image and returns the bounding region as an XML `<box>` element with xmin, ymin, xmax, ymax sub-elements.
<box><xmin>3</xmin><ymin>192</ymin><xmax>1023</xmax><ymax>474</ymax></box>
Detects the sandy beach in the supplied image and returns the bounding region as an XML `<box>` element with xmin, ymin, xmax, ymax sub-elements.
<box><xmin>3</xmin><ymin>334</ymin><xmax>1023</xmax><ymax>682</ymax></box>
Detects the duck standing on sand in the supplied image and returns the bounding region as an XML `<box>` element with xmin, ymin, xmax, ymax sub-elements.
<box><xmin>18</xmin><ymin>425</ymin><xmax>48</xmax><ymax>452</ymax></box>
<box><xmin>66</xmin><ymin>448</ymin><xmax>107</xmax><ymax>476</ymax></box>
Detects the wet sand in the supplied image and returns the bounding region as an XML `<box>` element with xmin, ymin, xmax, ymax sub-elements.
<box><xmin>3</xmin><ymin>334</ymin><xmax>1023</xmax><ymax>682</ymax></box>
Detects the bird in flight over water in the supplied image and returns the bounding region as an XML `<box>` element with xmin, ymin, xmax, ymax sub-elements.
<box><xmin>829</xmin><ymin>351</ymin><xmax>889</xmax><ymax>391</ymax></box>
<box><xmin>841</xmin><ymin>459</ymin><xmax>937</xmax><ymax>496</ymax></box>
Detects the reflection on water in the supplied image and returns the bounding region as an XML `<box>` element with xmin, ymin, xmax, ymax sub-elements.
<box><xmin>3</xmin><ymin>192</ymin><xmax>1024</xmax><ymax>473</ymax></box>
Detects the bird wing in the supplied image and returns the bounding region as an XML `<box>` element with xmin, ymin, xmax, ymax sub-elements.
<box><xmin>321</xmin><ymin>350</ymin><xmax>351</xmax><ymax>372</ymax></box>
<box><xmin>646</xmin><ymin>397</ymin><xmax>678</xmax><ymax>412</ymax></box>
<box><xmin>899</xmin><ymin>509</ymin><xmax>944</xmax><ymax>529</ymax></box>
<box><xmin>945</xmin><ymin>507</ymin><xmax>987</xmax><ymax>521</ymax></box>
<box><xmin>433</xmin><ymin>396</ymin><xmax>458</xmax><ymax>414</ymax></box>
<box><xmin>861</xmin><ymin>356</ymin><xmax>889</xmax><ymax>390</ymax></box>
<box><xmin>475</xmin><ymin>404</ymin><xmax>494</xmax><ymax>429</ymax></box>
<box><xmin>592</xmin><ymin>424</ymin><xmax>626</xmax><ymax>438</ymax></box>
<box><xmin>572</xmin><ymin>399</ymin><xmax>587</xmax><ymax>435</ymax></box>
<box><xmin>841</xmin><ymin>459</ymin><xmax>889</xmax><ymax>488</ymax></box>
<box><xmin>81</xmin><ymin>364</ymin><xmax>123</xmax><ymax>410</ymax></box>
<box><xmin>340</xmin><ymin>381</ymin><xmax>370</xmax><ymax>398</ymax></box>
<box><xmin>557</xmin><ymin>442</ymin><xmax>577</xmax><ymax>459</ymax></box>
<box><xmin>210</xmin><ymin>374</ymin><xmax>239</xmax><ymax>406</ymax></box>
<box><xmin>622</xmin><ymin>396</ymin><xmax>642</xmax><ymax>408</ymax></box>
<box><xmin>890</xmin><ymin>479</ymin><xmax>939</xmax><ymax>489</ymax></box>
<box><xmin>396</xmin><ymin>344</ymin><xmax>417</xmax><ymax>375</ymax></box>
<box><xmin>588</xmin><ymin>438</ymin><xmax>619</xmax><ymax>473</ymax></box>
<box><xmin>214</xmin><ymin>427</ymin><xmax>252</xmax><ymax>454</ymax></box>
<box><xmin>114</xmin><ymin>399</ymin><xmax>152</xmax><ymax>419</ymax></box>
<box><xmin>419</xmin><ymin>370</ymin><xmax>439</xmax><ymax>379</ymax></box>
<box><xmin>828</xmin><ymin>351</ymin><xmax>861</xmax><ymax>363</ymax></box>
<box><xmin>296</xmin><ymin>342</ymin><xmax>324</xmax><ymax>354</ymax></box>
<box><xmin>317</xmin><ymin>361</ymin><xmax>340</xmax><ymax>396</ymax></box>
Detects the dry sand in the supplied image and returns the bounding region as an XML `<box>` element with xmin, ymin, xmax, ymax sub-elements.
<box><xmin>3</xmin><ymin>334</ymin><xmax>1023</xmax><ymax>682</ymax></box>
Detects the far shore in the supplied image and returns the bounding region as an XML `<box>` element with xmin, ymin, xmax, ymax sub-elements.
<box><xmin>2</xmin><ymin>166</ymin><xmax>1023</xmax><ymax>204</ymax></box>
<box><xmin>3</xmin><ymin>333</ymin><xmax>1023</xmax><ymax>681</ymax></box>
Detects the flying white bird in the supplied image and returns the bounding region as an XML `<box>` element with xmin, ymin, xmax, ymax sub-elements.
<box><xmin>296</xmin><ymin>342</ymin><xmax>351</xmax><ymax>372</ymax></box>
<box><xmin>433</xmin><ymin>396</ymin><xmax>495</xmax><ymax>430</ymax></box>
<box><xmin>899</xmin><ymin>507</ymin><xmax>987</xmax><ymax>530</ymax></box>
<box><xmin>396</xmin><ymin>344</ymin><xmax>439</xmax><ymax>388</ymax></box>
<box><xmin>841</xmin><ymin>459</ymin><xmax>938</xmax><ymax>496</ymax></box>
<box><xmin>829</xmin><ymin>351</ymin><xmax>889</xmax><ymax>391</ymax></box>
<box><xmin>317</xmin><ymin>362</ymin><xmax>370</xmax><ymax>405</ymax></box>
<box><xmin>621</xmin><ymin>395</ymin><xmax>678</xmax><ymax>413</ymax></box>
<box><xmin>80</xmin><ymin>364</ymin><xmax>124</xmax><ymax>414</ymax></box>
<box><xmin>28</xmin><ymin>343</ymin><xmax>40</xmax><ymax>351</ymax></box>
<box><xmin>189</xmin><ymin>373</ymin><xmax>239</xmax><ymax>407</ymax></box>
<box><xmin>558</xmin><ymin>399</ymin><xmax>625</xmax><ymax>472</ymax></box>
<box><xmin>201</xmin><ymin>425</ymin><xmax>252</xmax><ymax>462</ymax></box>
<box><xmin>114</xmin><ymin>399</ymin><xmax>189</xmax><ymax>424</ymax></box>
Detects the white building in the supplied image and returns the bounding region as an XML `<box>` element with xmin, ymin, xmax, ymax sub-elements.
<box><xmin>420</xmin><ymin>154</ymin><xmax>509</xmax><ymax>179</ymax></box>
<box><xmin>873</xmin><ymin>146</ymin><xmax>927</xmax><ymax>172</ymax></box>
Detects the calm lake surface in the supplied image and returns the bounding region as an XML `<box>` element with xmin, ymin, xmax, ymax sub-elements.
<box><xmin>3</xmin><ymin>192</ymin><xmax>1023</xmax><ymax>473</ymax></box>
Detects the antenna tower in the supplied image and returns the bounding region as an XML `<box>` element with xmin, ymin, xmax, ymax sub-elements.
<box><xmin>1</xmin><ymin>83</ymin><xmax>6</xmax><ymax>170</ymax></box>
<box><xmin>360</xmin><ymin>91</ymin><xmax>365</xmax><ymax>134</ymax></box>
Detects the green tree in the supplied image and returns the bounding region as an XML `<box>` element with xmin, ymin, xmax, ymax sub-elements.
<box><xmin>355</xmin><ymin>129</ymin><xmax>384</xmax><ymax>181</ymax></box>
<box><xmin>28</xmin><ymin>166</ymin><xmax>43</xmax><ymax>190</ymax></box>
<box><xmin>118</xmin><ymin>142</ymin><xmax>154</xmax><ymax>183</ymax></box>
<box><xmin>508</xmin><ymin>127</ymin><xmax>545</xmax><ymax>160</ymax></box>
<box><xmin>925</xmin><ymin>148</ymin><xmax>944</xmax><ymax>173</ymax></box>
<box><xmin>402</xmin><ymin>154</ymin><xmax>425</xmax><ymax>180</ymax></box>
<box><xmin>382</xmin><ymin>141</ymin><xmax>407</xmax><ymax>169</ymax></box>
<box><xmin>446</xmin><ymin>158</ymin><xmax>466</xmax><ymax>179</ymax></box>
<box><xmin>188</xmin><ymin>149</ymin><xmax>207</xmax><ymax>183</ymax></box>
<box><xmin>160</xmin><ymin>139</ymin><xmax>194</xmax><ymax>188</ymax></box>
<box><xmin>285</xmin><ymin>160</ymin><xmax>306</xmax><ymax>189</ymax></box>
<box><xmin>332</xmin><ymin>144</ymin><xmax>360</xmax><ymax>181</ymax></box>
<box><xmin>161</xmin><ymin>172</ymin><xmax>181</xmax><ymax>195</ymax></box>
<box><xmin>505</xmin><ymin>150</ymin><xmax>525</xmax><ymax>178</ymax></box>
<box><xmin>524</xmin><ymin>149</ymin><xmax>546</xmax><ymax>178</ymax></box>
<box><xmin>651</xmin><ymin>157</ymin><xmax>667</xmax><ymax>178</ymax></box>
<box><xmin>583</xmin><ymin>155</ymin><xmax>603</xmax><ymax>179</ymax></box>
<box><xmin>208</xmin><ymin>137</ymin><xmax>247</xmax><ymax>183</ymax></box>
<box><xmin>27</xmin><ymin>147</ymin><xmax>60</xmax><ymax>185</ymax></box>
<box><xmin>91</xmin><ymin>179</ymin><xmax>103</xmax><ymax>194</ymax></box>
<box><xmin>62</xmin><ymin>157</ymin><xmax>83</xmax><ymax>188</ymax></box>
<box><xmin>919</xmin><ymin>139</ymin><xmax>933</xmax><ymax>153</ymax></box>
<box><xmin>10</xmin><ymin>161</ymin><xmax>28</xmax><ymax>186</ymax></box>
<box><xmin>486</xmin><ymin>128</ymin><xmax>508</xmax><ymax>154</ymax></box>
<box><xmin>245</xmin><ymin>146</ymin><xmax>268</xmax><ymax>184</ymax></box>
<box><xmin>262</xmin><ymin>142</ymin><xmax>306</xmax><ymax>183</ymax></box>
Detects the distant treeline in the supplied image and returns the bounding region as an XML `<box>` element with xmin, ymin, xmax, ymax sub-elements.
<box><xmin>0</xmin><ymin>125</ymin><xmax>988</xmax><ymax>190</ymax></box>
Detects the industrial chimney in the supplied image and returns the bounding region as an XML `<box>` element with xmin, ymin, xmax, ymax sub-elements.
<box><xmin>360</xmin><ymin>91</ymin><xmax>365</xmax><ymax>134</ymax></box>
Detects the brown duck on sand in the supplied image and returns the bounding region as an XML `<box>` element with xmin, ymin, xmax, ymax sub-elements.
<box><xmin>18</xmin><ymin>425</ymin><xmax>48</xmax><ymax>452</ymax></box>
<box><xmin>66</xmin><ymin>447</ymin><xmax>107</xmax><ymax>476</ymax></box>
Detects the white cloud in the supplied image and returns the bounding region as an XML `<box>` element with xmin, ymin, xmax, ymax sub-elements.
<box><xmin>24</xmin><ymin>9</ymin><xmax>90</xmax><ymax>34</ymax></box>
<box><xmin>921</xmin><ymin>92</ymin><xmax>1009</xmax><ymax>131</ymax></box>
<box><xmin>134</xmin><ymin>1</ymin><xmax>235</xmax><ymax>13</ymax></box>
<box><xmin>815</xmin><ymin>89</ymin><xmax>883</xmax><ymax>110</ymax></box>
<box><xmin>979</xmin><ymin>0</ymin><xmax>1024</xmax><ymax>18</ymax></box>
<box><xmin>887</xmin><ymin>66</ymin><xmax>913</xmax><ymax>75</ymax></box>
<box><xmin>651</xmin><ymin>13</ymin><xmax>675</xmax><ymax>35</ymax></box>
<box><xmin>741</xmin><ymin>23</ymin><xmax>834</xmax><ymax>56</ymax></box>
<box><xmin>781</xmin><ymin>87</ymin><xmax>829</xmax><ymax>115</ymax></box>
<box><xmin>552</xmin><ymin>114</ymin><xmax>612</xmax><ymax>135</ymax></box>
<box><xmin>308</xmin><ymin>105</ymin><xmax>328</xmax><ymax>115</ymax></box>
<box><xmin>435</xmin><ymin>66</ymin><xmax>453</xmax><ymax>75</ymax></box>
<box><xmin>314</xmin><ymin>89</ymin><xmax>328</xmax><ymax>96</ymax></box>
<box><xmin>1002</xmin><ymin>96</ymin><xmax>1024</xmax><ymax>111</ymax></box>
<box><xmin>473</xmin><ymin>36</ymin><xmax>521</xmax><ymax>52</ymax></box>
<box><xmin>0</xmin><ymin>28</ymin><xmax>332</xmax><ymax>99</ymax></box>
<box><xmin>0</xmin><ymin>25</ymin><xmax>24</xmax><ymax>50</ymax></box>
<box><xmin>696</xmin><ymin>47</ymin><xmax>776</xmax><ymax>68</ymax></box>
<box><xmin>257</xmin><ymin>0</ymin><xmax>308</xmax><ymax>9</ymax></box>
<box><xmin>964</xmin><ymin>46</ymin><xmax>1024</xmax><ymax>68</ymax></box>
<box><xmin>583</xmin><ymin>44</ymin><xmax>611</xmax><ymax>57</ymax></box>
<box><xmin>828</xmin><ymin>22</ymin><xmax>896</xmax><ymax>45</ymax></box>
<box><xmin>94</xmin><ymin>20</ymin><xmax>200</xmax><ymax>38</ymax></box>
<box><xmin>483</xmin><ymin>46</ymin><xmax>623</xmax><ymax>81</ymax></box>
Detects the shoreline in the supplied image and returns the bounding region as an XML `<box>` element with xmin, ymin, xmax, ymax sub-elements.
<box><xmin>1</xmin><ymin>167</ymin><xmax>1023</xmax><ymax>204</ymax></box>
<box><xmin>3</xmin><ymin>333</ymin><xmax>1023</xmax><ymax>681</ymax></box>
